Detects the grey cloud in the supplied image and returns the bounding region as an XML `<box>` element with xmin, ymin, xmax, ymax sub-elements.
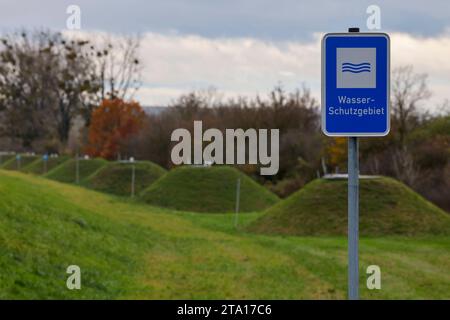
<box><xmin>0</xmin><ymin>0</ymin><xmax>449</xmax><ymax>39</ymax></box>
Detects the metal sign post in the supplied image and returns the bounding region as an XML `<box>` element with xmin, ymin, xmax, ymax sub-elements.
<box><xmin>348</xmin><ymin>136</ymin><xmax>359</xmax><ymax>299</ymax></box>
<box><xmin>322</xmin><ymin>27</ymin><xmax>390</xmax><ymax>300</ymax></box>
<box><xmin>43</xmin><ymin>154</ymin><xmax>49</xmax><ymax>174</ymax></box>
<box><xmin>16</xmin><ymin>154</ymin><xmax>21</xmax><ymax>170</ymax></box>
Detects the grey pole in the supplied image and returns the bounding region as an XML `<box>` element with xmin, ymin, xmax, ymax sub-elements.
<box><xmin>234</xmin><ymin>177</ymin><xmax>241</xmax><ymax>228</ymax></box>
<box><xmin>44</xmin><ymin>159</ymin><xmax>47</xmax><ymax>174</ymax></box>
<box><xmin>348</xmin><ymin>136</ymin><xmax>359</xmax><ymax>300</ymax></box>
<box><xmin>347</xmin><ymin>26</ymin><xmax>360</xmax><ymax>301</ymax></box>
<box><xmin>131</xmin><ymin>164</ymin><xmax>136</xmax><ymax>197</ymax></box>
<box><xmin>75</xmin><ymin>153</ymin><xmax>80</xmax><ymax>184</ymax></box>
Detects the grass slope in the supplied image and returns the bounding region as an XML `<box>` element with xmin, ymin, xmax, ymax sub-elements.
<box><xmin>0</xmin><ymin>170</ymin><xmax>449</xmax><ymax>299</ymax></box>
<box><xmin>248</xmin><ymin>177</ymin><xmax>450</xmax><ymax>236</ymax></box>
<box><xmin>1</xmin><ymin>155</ymin><xmax>40</xmax><ymax>171</ymax></box>
<box><xmin>44</xmin><ymin>158</ymin><xmax>107</xmax><ymax>184</ymax></box>
<box><xmin>0</xmin><ymin>154</ymin><xmax>15</xmax><ymax>167</ymax></box>
<box><xmin>22</xmin><ymin>156</ymin><xmax>70</xmax><ymax>175</ymax></box>
<box><xmin>140</xmin><ymin>166</ymin><xmax>279</xmax><ymax>213</ymax></box>
<box><xmin>85</xmin><ymin>161</ymin><xmax>166</xmax><ymax>196</ymax></box>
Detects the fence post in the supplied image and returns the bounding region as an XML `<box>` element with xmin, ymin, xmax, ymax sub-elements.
<box><xmin>234</xmin><ymin>177</ymin><xmax>241</xmax><ymax>228</ymax></box>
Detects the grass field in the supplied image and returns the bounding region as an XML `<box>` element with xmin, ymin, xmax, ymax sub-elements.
<box><xmin>85</xmin><ymin>161</ymin><xmax>166</xmax><ymax>196</ymax></box>
<box><xmin>0</xmin><ymin>170</ymin><xmax>449</xmax><ymax>299</ymax></box>
<box><xmin>140</xmin><ymin>166</ymin><xmax>279</xmax><ymax>213</ymax></box>
<box><xmin>249</xmin><ymin>177</ymin><xmax>450</xmax><ymax>236</ymax></box>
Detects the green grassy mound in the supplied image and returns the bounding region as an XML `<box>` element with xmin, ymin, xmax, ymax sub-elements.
<box><xmin>248</xmin><ymin>177</ymin><xmax>450</xmax><ymax>236</ymax></box>
<box><xmin>0</xmin><ymin>170</ymin><xmax>155</xmax><ymax>299</ymax></box>
<box><xmin>140</xmin><ymin>166</ymin><xmax>279</xmax><ymax>213</ymax></box>
<box><xmin>0</xmin><ymin>170</ymin><xmax>449</xmax><ymax>299</ymax></box>
<box><xmin>22</xmin><ymin>156</ymin><xmax>70</xmax><ymax>175</ymax></box>
<box><xmin>0</xmin><ymin>154</ymin><xmax>15</xmax><ymax>167</ymax></box>
<box><xmin>44</xmin><ymin>158</ymin><xmax>107</xmax><ymax>183</ymax></box>
<box><xmin>85</xmin><ymin>161</ymin><xmax>166</xmax><ymax>196</ymax></box>
<box><xmin>1</xmin><ymin>155</ymin><xmax>40</xmax><ymax>171</ymax></box>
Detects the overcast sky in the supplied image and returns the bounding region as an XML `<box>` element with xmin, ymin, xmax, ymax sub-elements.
<box><xmin>1</xmin><ymin>0</ymin><xmax>449</xmax><ymax>110</ymax></box>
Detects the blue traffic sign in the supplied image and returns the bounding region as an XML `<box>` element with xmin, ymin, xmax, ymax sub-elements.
<box><xmin>322</xmin><ymin>33</ymin><xmax>390</xmax><ymax>136</ymax></box>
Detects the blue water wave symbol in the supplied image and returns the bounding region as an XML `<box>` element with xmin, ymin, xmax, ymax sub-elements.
<box><xmin>342</xmin><ymin>62</ymin><xmax>371</xmax><ymax>73</ymax></box>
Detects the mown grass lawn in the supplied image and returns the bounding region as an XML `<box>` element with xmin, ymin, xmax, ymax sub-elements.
<box><xmin>21</xmin><ymin>156</ymin><xmax>70</xmax><ymax>175</ymax></box>
<box><xmin>44</xmin><ymin>158</ymin><xmax>107</xmax><ymax>184</ymax></box>
<box><xmin>249</xmin><ymin>177</ymin><xmax>450</xmax><ymax>236</ymax></box>
<box><xmin>84</xmin><ymin>161</ymin><xmax>166</xmax><ymax>196</ymax></box>
<box><xmin>140</xmin><ymin>166</ymin><xmax>279</xmax><ymax>213</ymax></box>
<box><xmin>0</xmin><ymin>170</ymin><xmax>448</xmax><ymax>299</ymax></box>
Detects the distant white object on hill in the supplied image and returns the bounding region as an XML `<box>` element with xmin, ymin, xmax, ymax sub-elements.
<box><xmin>323</xmin><ymin>174</ymin><xmax>380</xmax><ymax>180</ymax></box>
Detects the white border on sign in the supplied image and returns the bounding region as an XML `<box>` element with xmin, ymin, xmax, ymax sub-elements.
<box><xmin>321</xmin><ymin>32</ymin><xmax>390</xmax><ymax>137</ymax></box>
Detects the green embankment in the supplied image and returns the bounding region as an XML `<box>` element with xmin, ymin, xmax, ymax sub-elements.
<box><xmin>140</xmin><ymin>166</ymin><xmax>279</xmax><ymax>213</ymax></box>
<box><xmin>0</xmin><ymin>171</ymin><xmax>449</xmax><ymax>299</ymax></box>
<box><xmin>22</xmin><ymin>156</ymin><xmax>70</xmax><ymax>175</ymax></box>
<box><xmin>44</xmin><ymin>158</ymin><xmax>107</xmax><ymax>183</ymax></box>
<box><xmin>0</xmin><ymin>154</ymin><xmax>15</xmax><ymax>167</ymax></box>
<box><xmin>1</xmin><ymin>155</ymin><xmax>40</xmax><ymax>171</ymax></box>
<box><xmin>248</xmin><ymin>177</ymin><xmax>450</xmax><ymax>236</ymax></box>
<box><xmin>85</xmin><ymin>161</ymin><xmax>166</xmax><ymax>196</ymax></box>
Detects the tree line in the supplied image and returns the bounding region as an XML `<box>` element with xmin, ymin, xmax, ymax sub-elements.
<box><xmin>0</xmin><ymin>30</ymin><xmax>448</xmax><ymax>211</ymax></box>
<box><xmin>130</xmin><ymin>75</ymin><xmax>448</xmax><ymax>211</ymax></box>
<box><xmin>0</xmin><ymin>30</ymin><xmax>140</xmax><ymax>151</ymax></box>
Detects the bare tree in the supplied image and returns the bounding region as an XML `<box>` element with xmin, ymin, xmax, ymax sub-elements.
<box><xmin>392</xmin><ymin>148</ymin><xmax>419</xmax><ymax>187</ymax></box>
<box><xmin>94</xmin><ymin>35</ymin><xmax>142</xmax><ymax>102</ymax></box>
<box><xmin>436</xmin><ymin>99</ymin><xmax>450</xmax><ymax>117</ymax></box>
<box><xmin>0</xmin><ymin>31</ymin><xmax>58</xmax><ymax>148</ymax></box>
<box><xmin>391</xmin><ymin>65</ymin><xmax>431</xmax><ymax>146</ymax></box>
<box><xmin>0</xmin><ymin>30</ymin><xmax>100</xmax><ymax>150</ymax></box>
<box><xmin>390</xmin><ymin>65</ymin><xmax>432</xmax><ymax>187</ymax></box>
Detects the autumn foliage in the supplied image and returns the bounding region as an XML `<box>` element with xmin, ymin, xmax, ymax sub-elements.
<box><xmin>326</xmin><ymin>137</ymin><xmax>347</xmax><ymax>169</ymax></box>
<box><xmin>85</xmin><ymin>99</ymin><xmax>145</xmax><ymax>159</ymax></box>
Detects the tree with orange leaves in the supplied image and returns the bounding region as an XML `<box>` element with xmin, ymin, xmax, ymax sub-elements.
<box><xmin>85</xmin><ymin>99</ymin><xmax>145</xmax><ymax>159</ymax></box>
<box><xmin>326</xmin><ymin>137</ymin><xmax>347</xmax><ymax>170</ymax></box>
